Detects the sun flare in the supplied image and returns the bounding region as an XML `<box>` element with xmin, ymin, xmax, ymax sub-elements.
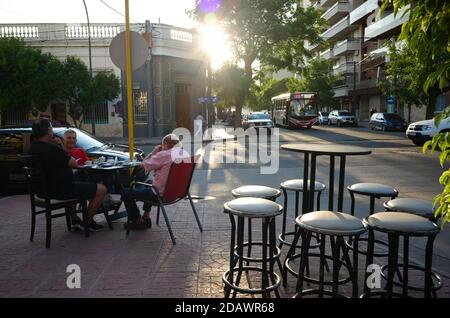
<box><xmin>201</xmin><ymin>25</ymin><xmax>232</xmax><ymax>70</ymax></box>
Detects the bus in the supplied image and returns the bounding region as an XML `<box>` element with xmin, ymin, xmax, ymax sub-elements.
<box><xmin>271</xmin><ymin>92</ymin><xmax>318</xmax><ymax>128</ymax></box>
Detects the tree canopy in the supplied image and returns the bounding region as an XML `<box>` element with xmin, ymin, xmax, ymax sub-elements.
<box><xmin>0</xmin><ymin>38</ymin><xmax>120</xmax><ymax>129</ymax></box>
<box><xmin>0</xmin><ymin>38</ymin><xmax>63</xmax><ymax>112</ymax></box>
<box><xmin>213</xmin><ymin>63</ymin><xmax>252</xmax><ymax>127</ymax></box>
<box><xmin>299</xmin><ymin>58</ymin><xmax>337</xmax><ymax>108</ymax></box>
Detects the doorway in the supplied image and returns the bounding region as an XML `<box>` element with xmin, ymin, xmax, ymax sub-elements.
<box><xmin>175</xmin><ymin>83</ymin><xmax>191</xmax><ymax>130</ymax></box>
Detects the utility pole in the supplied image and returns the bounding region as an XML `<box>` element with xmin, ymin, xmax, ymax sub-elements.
<box><xmin>207</xmin><ymin>57</ymin><xmax>212</xmax><ymax>128</ymax></box>
<box><xmin>82</xmin><ymin>0</ymin><xmax>95</xmax><ymax>135</ymax></box>
<box><xmin>145</xmin><ymin>20</ymin><xmax>154</xmax><ymax>137</ymax></box>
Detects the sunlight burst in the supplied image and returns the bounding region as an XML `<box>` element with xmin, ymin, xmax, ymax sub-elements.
<box><xmin>201</xmin><ymin>25</ymin><xmax>232</xmax><ymax>70</ymax></box>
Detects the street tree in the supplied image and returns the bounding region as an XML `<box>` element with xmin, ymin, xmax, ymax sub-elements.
<box><xmin>213</xmin><ymin>63</ymin><xmax>252</xmax><ymax>128</ymax></box>
<box><xmin>248</xmin><ymin>67</ymin><xmax>301</xmax><ymax>112</ymax></box>
<box><xmin>299</xmin><ymin>58</ymin><xmax>337</xmax><ymax>109</ymax></box>
<box><xmin>81</xmin><ymin>71</ymin><xmax>120</xmax><ymax>127</ymax></box>
<box><xmin>377</xmin><ymin>42</ymin><xmax>434</xmax><ymax>121</ymax></box>
<box><xmin>60</xmin><ymin>57</ymin><xmax>120</xmax><ymax>129</ymax></box>
<box><xmin>0</xmin><ymin>38</ymin><xmax>64</xmax><ymax>116</ymax></box>
<box><xmin>59</xmin><ymin>56</ymin><xmax>90</xmax><ymax>128</ymax></box>
<box><xmin>189</xmin><ymin>0</ymin><xmax>324</xmax><ymax>123</ymax></box>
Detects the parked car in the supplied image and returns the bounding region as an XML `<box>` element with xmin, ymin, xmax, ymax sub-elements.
<box><xmin>0</xmin><ymin>126</ymin><xmax>146</xmax><ymax>195</ymax></box>
<box><xmin>242</xmin><ymin>112</ymin><xmax>274</xmax><ymax>131</ymax></box>
<box><xmin>369</xmin><ymin>112</ymin><xmax>407</xmax><ymax>131</ymax></box>
<box><xmin>318</xmin><ymin>111</ymin><xmax>329</xmax><ymax>125</ymax></box>
<box><xmin>406</xmin><ymin>118</ymin><xmax>450</xmax><ymax>145</ymax></box>
<box><xmin>328</xmin><ymin>110</ymin><xmax>358</xmax><ymax>126</ymax></box>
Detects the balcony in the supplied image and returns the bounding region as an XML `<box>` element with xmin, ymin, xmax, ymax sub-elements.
<box><xmin>349</xmin><ymin>0</ymin><xmax>378</xmax><ymax>25</ymax></box>
<box><xmin>333</xmin><ymin>85</ymin><xmax>350</xmax><ymax>97</ymax></box>
<box><xmin>333</xmin><ymin>61</ymin><xmax>355</xmax><ymax>75</ymax></box>
<box><xmin>320</xmin><ymin>48</ymin><xmax>334</xmax><ymax>60</ymax></box>
<box><xmin>321</xmin><ymin>16</ymin><xmax>358</xmax><ymax>41</ymax></box>
<box><xmin>333</xmin><ymin>39</ymin><xmax>360</xmax><ymax>57</ymax></box>
<box><xmin>316</xmin><ymin>0</ymin><xmax>337</xmax><ymax>9</ymax></box>
<box><xmin>322</xmin><ymin>2</ymin><xmax>351</xmax><ymax>25</ymax></box>
<box><xmin>364</xmin><ymin>5</ymin><xmax>410</xmax><ymax>41</ymax></box>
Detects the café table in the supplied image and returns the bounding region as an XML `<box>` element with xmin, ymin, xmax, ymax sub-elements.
<box><xmin>77</xmin><ymin>161</ymin><xmax>143</xmax><ymax>220</ymax></box>
<box><xmin>281</xmin><ymin>143</ymin><xmax>371</xmax><ymax>214</ymax></box>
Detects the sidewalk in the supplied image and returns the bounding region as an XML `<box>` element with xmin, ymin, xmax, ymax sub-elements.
<box><xmin>0</xmin><ymin>194</ymin><xmax>448</xmax><ymax>298</ymax></box>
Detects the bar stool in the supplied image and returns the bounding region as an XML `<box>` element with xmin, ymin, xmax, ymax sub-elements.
<box><xmin>347</xmin><ymin>183</ymin><xmax>399</xmax><ymax>256</ymax></box>
<box><xmin>362</xmin><ymin>212</ymin><xmax>440</xmax><ymax>298</ymax></box>
<box><xmin>279</xmin><ymin>179</ymin><xmax>326</xmax><ymax>248</ymax></box>
<box><xmin>379</xmin><ymin>200</ymin><xmax>441</xmax><ymax>296</ymax></box>
<box><xmin>223</xmin><ymin>197</ymin><xmax>283</xmax><ymax>298</ymax></box>
<box><xmin>384</xmin><ymin>198</ymin><xmax>435</xmax><ymax>221</ymax></box>
<box><xmin>231</xmin><ymin>185</ymin><xmax>281</xmax><ymax>268</ymax></box>
<box><xmin>288</xmin><ymin>211</ymin><xmax>366</xmax><ymax>298</ymax></box>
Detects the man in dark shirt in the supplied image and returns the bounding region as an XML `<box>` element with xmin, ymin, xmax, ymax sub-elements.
<box><xmin>28</xmin><ymin>118</ymin><xmax>106</xmax><ymax>231</ymax></box>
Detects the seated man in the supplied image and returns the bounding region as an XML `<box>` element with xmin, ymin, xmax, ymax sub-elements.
<box><xmin>63</xmin><ymin>129</ymin><xmax>119</xmax><ymax>206</ymax></box>
<box><xmin>121</xmin><ymin>133</ymin><xmax>190</xmax><ymax>230</ymax></box>
<box><xmin>28</xmin><ymin>118</ymin><xmax>107</xmax><ymax>231</ymax></box>
<box><xmin>62</xmin><ymin>129</ymin><xmax>89</xmax><ymax>165</ymax></box>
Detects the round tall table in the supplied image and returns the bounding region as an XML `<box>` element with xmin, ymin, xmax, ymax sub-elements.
<box><xmin>281</xmin><ymin>143</ymin><xmax>371</xmax><ymax>213</ymax></box>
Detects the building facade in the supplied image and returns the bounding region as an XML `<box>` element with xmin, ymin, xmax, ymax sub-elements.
<box><xmin>0</xmin><ymin>22</ymin><xmax>208</xmax><ymax>137</ymax></box>
<box><xmin>308</xmin><ymin>0</ymin><xmax>448</xmax><ymax>122</ymax></box>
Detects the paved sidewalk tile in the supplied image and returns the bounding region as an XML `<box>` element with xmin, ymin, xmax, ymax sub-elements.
<box><xmin>0</xmin><ymin>195</ymin><xmax>448</xmax><ymax>298</ymax></box>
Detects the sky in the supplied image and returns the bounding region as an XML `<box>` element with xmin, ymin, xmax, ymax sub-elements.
<box><xmin>0</xmin><ymin>0</ymin><xmax>196</xmax><ymax>28</ymax></box>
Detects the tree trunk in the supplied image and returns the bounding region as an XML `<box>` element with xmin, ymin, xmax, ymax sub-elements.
<box><xmin>408</xmin><ymin>104</ymin><xmax>411</xmax><ymax>123</ymax></box>
<box><xmin>426</xmin><ymin>86</ymin><xmax>439</xmax><ymax>119</ymax></box>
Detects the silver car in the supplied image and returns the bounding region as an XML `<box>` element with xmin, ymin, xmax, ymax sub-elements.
<box><xmin>328</xmin><ymin>110</ymin><xmax>358</xmax><ymax>126</ymax></box>
<box><xmin>318</xmin><ymin>111</ymin><xmax>329</xmax><ymax>125</ymax></box>
<box><xmin>243</xmin><ymin>112</ymin><xmax>274</xmax><ymax>130</ymax></box>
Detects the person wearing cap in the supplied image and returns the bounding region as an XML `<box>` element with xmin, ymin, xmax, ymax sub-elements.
<box><xmin>121</xmin><ymin>133</ymin><xmax>190</xmax><ymax>230</ymax></box>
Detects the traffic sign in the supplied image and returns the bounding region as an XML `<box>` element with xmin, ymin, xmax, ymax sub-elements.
<box><xmin>387</xmin><ymin>96</ymin><xmax>395</xmax><ymax>105</ymax></box>
<box><xmin>109</xmin><ymin>31</ymin><xmax>148</xmax><ymax>71</ymax></box>
<box><xmin>197</xmin><ymin>96</ymin><xmax>218</xmax><ymax>104</ymax></box>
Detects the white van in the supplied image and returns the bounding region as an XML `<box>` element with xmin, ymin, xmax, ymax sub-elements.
<box><xmin>406</xmin><ymin>117</ymin><xmax>450</xmax><ymax>145</ymax></box>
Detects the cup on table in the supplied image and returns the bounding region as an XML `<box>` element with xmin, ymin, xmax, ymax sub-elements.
<box><xmin>85</xmin><ymin>160</ymin><xmax>92</xmax><ymax>166</ymax></box>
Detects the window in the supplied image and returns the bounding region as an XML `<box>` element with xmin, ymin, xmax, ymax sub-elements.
<box><xmin>133</xmin><ymin>90</ymin><xmax>148</xmax><ymax>124</ymax></box>
<box><xmin>83</xmin><ymin>101</ymin><xmax>109</xmax><ymax>124</ymax></box>
<box><xmin>1</xmin><ymin>109</ymin><xmax>28</xmax><ymax>126</ymax></box>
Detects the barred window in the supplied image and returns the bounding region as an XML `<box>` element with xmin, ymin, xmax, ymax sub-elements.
<box><xmin>133</xmin><ymin>90</ymin><xmax>148</xmax><ymax>123</ymax></box>
<box><xmin>1</xmin><ymin>109</ymin><xmax>28</xmax><ymax>126</ymax></box>
<box><xmin>83</xmin><ymin>101</ymin><xmax>109</xmax><ymax>124</ymax></box>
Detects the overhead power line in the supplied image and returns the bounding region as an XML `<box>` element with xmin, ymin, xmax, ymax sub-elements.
<box><xmin>98</xmin><ymin>0</ymin><xmax>141</xmax><ymax>23</ymax></box>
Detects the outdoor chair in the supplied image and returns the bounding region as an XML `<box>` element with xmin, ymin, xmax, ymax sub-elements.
<box><xmin>128</xmin><ymin>155</ymin><xmax>203</xmax><ymax>244</ymax></box>
<box><xmin>18</xmin><ymin>154</ymin><xmax>90</xmax><ymax>248</ymax></box>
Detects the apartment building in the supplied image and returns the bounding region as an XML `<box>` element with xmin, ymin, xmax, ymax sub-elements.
<box><xmin>309</xmin><ymin>0</ymin><xmax>415</xmax><ymax>121</ymax></box>
<box><xmin>0</xmin><ymin>22</ymin><xmax>207</xmax><ymax>137</ymax></box>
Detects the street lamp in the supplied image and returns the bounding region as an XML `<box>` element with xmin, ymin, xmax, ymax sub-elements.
<box><xmin>82</xmin><ymin>0</ymin><xmax>96</xmax><ymax>135</ymax></box>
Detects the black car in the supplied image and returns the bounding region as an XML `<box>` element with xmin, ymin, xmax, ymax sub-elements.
<box><xmin>0</xmin><ymin>126</ymin><xmax>146</xmax><ymax>195</ymax></box>
<box><xmin>370</xmin><ymin>113</ymin><xmax>407</xmax><ymax>131</ymax></box>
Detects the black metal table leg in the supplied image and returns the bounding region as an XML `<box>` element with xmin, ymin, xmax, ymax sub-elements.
<box><xmin>329</xmin><ymin>156</ymin><xmax>335</xmax><ymax>211</ymax></box>
<box><xmin>309</xmin><ymin>154</ymin><xmax>317</xmax><ymax>213</ymax></box>
<box><xmin>338</xmin><ymin>155</ymin><xmax>346</xmax><ymax>212</ymax></box>
<box><xmin>302</xmin><ymin>153</ymin><xmax>309</xmax><ymax>214</ymax></box>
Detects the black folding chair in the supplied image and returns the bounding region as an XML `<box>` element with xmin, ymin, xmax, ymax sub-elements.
<box><xmin>18</xmin><ymin>154</ymin><xmax>90</xmax><ymax>248</ymax></box>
